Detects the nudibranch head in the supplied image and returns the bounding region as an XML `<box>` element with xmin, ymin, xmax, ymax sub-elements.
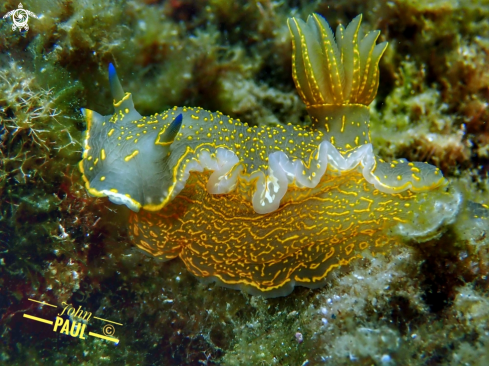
<box><xmin>79</xmin><ymin>14</ymin><xmax>455</xmax><ymax>297</ymax></box>
<box><xmin>79</xmin><ymin>65</ymin><xmax>182</xmax><ymax>212</ymax></box>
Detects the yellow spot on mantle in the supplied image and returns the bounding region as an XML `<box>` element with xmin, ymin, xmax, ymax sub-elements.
<box><xmin>124</xmin><ymin>150</ymin><xmax>139</xmax><ymax>162</ymax></box>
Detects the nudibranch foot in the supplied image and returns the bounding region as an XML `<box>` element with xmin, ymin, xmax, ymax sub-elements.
<box><xmin>128</xmin><ymin>170</ymin><xmax>456</xmax><ymax>297</ymax></box>
<box><xmin>80</xmin><ymin>13</ymin><xmax>458</xmax><ymax>297</ymax></box>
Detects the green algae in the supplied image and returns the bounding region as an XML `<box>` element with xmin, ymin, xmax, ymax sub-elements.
<box><xmin>1</xmin><ymin>0</ymin><xmax>489</xmax><ymax>365</ymax></box>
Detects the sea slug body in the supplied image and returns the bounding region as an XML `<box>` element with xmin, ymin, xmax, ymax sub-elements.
<box><xmin>80</xmin><ymin>13</ymin><xmax>460</xmax><ymax>297</ymax></box>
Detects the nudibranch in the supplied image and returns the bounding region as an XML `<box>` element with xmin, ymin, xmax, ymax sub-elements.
<box><xmin>80</xmin><ymin>14</ymin><xmax>460</xmax><ymax>297</ymax></box>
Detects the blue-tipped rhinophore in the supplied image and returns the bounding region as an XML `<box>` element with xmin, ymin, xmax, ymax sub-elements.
<box><xmin>158</xmin><ymin>114</ymin><xmax>183</xmax><ymax>144</ymax></box>
<box><xmin>167</xmin><ymin>114</ymin><xmax>183</xmax><ymax>138</ymax></box>
<box><xmin>108</xmin><ymin>63</ymin><xmax>125</xmax><ymax>103</ymax></box>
